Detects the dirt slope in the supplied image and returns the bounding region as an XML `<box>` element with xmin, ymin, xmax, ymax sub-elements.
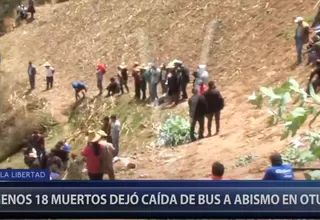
<box><xmin>0</xmin><ymin>0</ymin><xmax>318</xmax><ymax>179</ymax></box>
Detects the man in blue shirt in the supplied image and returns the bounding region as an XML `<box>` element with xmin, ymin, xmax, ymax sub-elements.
<box><xmin>72</xmin><ymin>81</ymin><xmax>87</xmax><ymax>101</ymax></box>
<box><xmin>263</xmin><ymin>153</ymin><xmax>294</xmax><ymax>180</ymax></box>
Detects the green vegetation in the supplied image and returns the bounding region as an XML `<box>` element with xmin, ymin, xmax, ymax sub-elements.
<box><xmin>156</xmin><ymin>114</ymin><xmax>194</xmax><ymax>147</ymax></box>
<box><xmin>249</xmin><ymin>78</ymin><xmax>320</xmax><ymax>179</ymax></box>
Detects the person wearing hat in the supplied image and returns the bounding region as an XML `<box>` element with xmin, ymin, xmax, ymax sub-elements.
<box><xmin>294</xmin><ymin>17</ymin><xmax>310</xmax><ymax>64</ymax></box>
<box><xmin>306</xmin><ymin>59</ymin><xmax>320</xmax><ymax>94</ymax></box>
<box><xmin>263</xmin><ymin>153</ymin><xmax>294</xmax><ymax>180</ymax></box>
<box><xmin>44</xmin><ymin>62</ymin><xmax>55</xmax><ymax>90</ymax></box>
<box><xmin>132</xmin><ymin>66</ymin><xmax>142</xmax><ymax>100</ymax></box>
<box><xmin>139</xmin><ymin>64</ymin><xmax>147</xmax><ymax>100</ymax></box>
<box><xmin>167</xmin><ymin>63</ymin><xmax>180</xmax><ymax>105</ymax></box>
<box><xmin>72</xmin><ymin>81</ymin><xmax>87</xmax><ymax>101</ymax></box>
<box><xmin>81</xmin><ymin>131</ymin><xmax>104</xmax><ymax>180</ymax></box>
<box><xmin>96</xmin><ymin>64</ymin><xmax>107</xmax><ymax>96</ymax></box>
<box><xmin>173</xmin><ymin>60</ymin><xmax>190</xmax><ymax>99</ymax></box>
<box><xmin>117</xmin><ymin>63</ymin><xmax>129</xmax><ymax>94</ymax></box>
<box><xmin>82</xmin><ymin>131</ymin><xmax>115</xmax><ymax>180</ymax></box>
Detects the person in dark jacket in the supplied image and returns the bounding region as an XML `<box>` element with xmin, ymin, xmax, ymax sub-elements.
<box><xmin>106</xmin><ymin>77</ymin><xmax>120</xmax><ymax>97</ymax></box>
<box><xmin>28</xmin><ymin>130</ymin><xmax>45</xmax><ymax>157</ymax></box>
<box><xmin>51</xmin><ymin>141</ymin><xmax>69</xmax><ymax>170</ymax></box>
<box><xmin>28</xmin><ymin>0</ymin><xmax>36</xmax><ymax>19</ymax></box>
<box><xmin>203</xmin><ymin>81</ymin><xmax>224</xmax><ymax>136</ymax></box>
<box><xmin>159</xmin><ymin>63</ymin><xmax>168</xmax><ymax>95</ymax></box>
<box><xmin>118</xmin><ymin>64</ymin><xmax>129</xmax><ymax>94</ymax></box>
<box><xmin>306</xmin><ymin>59</ymin><xmax>320</xmax><ymax>94</ymax></box>
<box><xmin>132</xmin><ymin>66</ymin><xmax>141</xmax><ymax>100</ymax></box>
<box><xmin>167</xmin><ymin>68</ymin><xmax>180</xmax><ymax>105</ymax></box>
<box><xmin>139</xmin><ymin>65</ymin><xmax>147</xmax><ymax>100</ymax></box>
<box><xmin>27</xmin><ymin>61</ymin><xmax>37</xmax><ymax>89</ymax></box>
<box><xmin>188</xmin><ymin>89</ymin><xmax>207</xmax><ymax>141</ymax></box>
<box><xmin>174</xmin><ymin>60</ymin><xmax>190</xmax><ymax>99</ymax></box>
<box><xmin>102</xmin><ymin>116</ymin><xmax>112</xmax><ymax>143</ymax></box>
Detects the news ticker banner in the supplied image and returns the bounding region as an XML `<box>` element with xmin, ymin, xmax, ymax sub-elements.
<box><xmin>0</xmin><ymin>181</ymin><xmax>319</xmax><ymax>218</ymax></box>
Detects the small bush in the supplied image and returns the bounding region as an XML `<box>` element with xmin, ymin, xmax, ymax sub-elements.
<box><xmin>156</xmin><ymin>114</ymin><xmax>194</xmax><ymax>147</ymax></box>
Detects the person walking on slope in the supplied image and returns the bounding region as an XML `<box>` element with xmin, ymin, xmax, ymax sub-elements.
<box><xmin>27</xmin><ymin>61</ymin><xmax>37</xmax><ymax>90</ymax></box>
<box><xmin>117</xmin><ymin>63</ymin><xmax>129</xmax><ymax>94</ymax></box>
<box><xmin>203</xmin><ymin>81</ymin><xmax>224</xmax><ymax>136</ymax></box>
<box><xmin>110</xmin><ymin>115</ymin><xmax>121</xmax><ymax>158</ymax></box>
<box><xmin>307</xmin><ymin>59</ymin><xmax>320</xmax><ymax>94</ymax></box>
<box><xmin>294</xmin><ymin>17</ymin><xmax>310</xmax><ymax>64</ymax></box>
<box><xmin>44</xmin><ymin>62</ymin><xmax>55</xmax><ymax>90</ymax></box>
<box><xmin>188</xmin><ymin>89</ymin><xmax>207</xmax><ymax>142</ymax></box>
<box><xmin>263</xmin><ymin>153</ymin><xmax>294</xmax><ymax>180</ymax></box>
<box><xmin>96</xmin><ymin>64</ymin><xmax>106</xmax><ymax>96</ymax></box>
<box><xmin>72</xmin><ymin>81</ymin><xmax>87</xmax><ymax>101</ymax></box>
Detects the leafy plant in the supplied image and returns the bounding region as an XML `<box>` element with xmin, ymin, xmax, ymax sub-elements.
<box><xmin>281</xmin><ymin>141</ymin><xmax>316</xmax><ymax>167</ymax></box>
<box><xmin>156</xmin><ymin>114</ymin><xmax>194</xmax><ymax>147</ymax></box>
<box><xmin>248</xmin><ymin>79</ymin><xmax>320</xmax><ymax>178</ymax></box>
<box><xmin>235</xmin><ymin>154</ymin><xmax>257</xmax><ymax>167</ymax></box>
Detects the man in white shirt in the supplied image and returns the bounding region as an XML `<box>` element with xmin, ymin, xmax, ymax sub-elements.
<box><xmin>110</xmin><ymin>115</ymin><xmax>121</xmax><ymax>157</ymax></box>
<box><xmin>44</xmin><ymin>62</ymin><xmax>55</xmax><ymax>90</ymax></box>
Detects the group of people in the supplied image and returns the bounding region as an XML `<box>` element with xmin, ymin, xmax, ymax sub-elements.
<box><xmin>17</xmin><ymin>0</ymin><xmax>36</xmax><ymax>20</ymax></box>
<box><xmin>73</xmin><ymin>60</ymin><xmax>211</xmax><ymax>108</ymax></box>
<box><xmin>27</xmin><ymin>61</ymin><xmax>55</xmax><ymax>91</ymax></box>
<box><xmin>23</xmin><ymin>114</ymin><xmax>122</xmax><ymax>181</ymax></box>
<box><xmin>294</xmin><ymin>16</ymin><xmax>320</xmax><ymax>93</ymax></box>
<box><xmin>212</xmin><ymin>153</ymin><xmax>295</xmax><ymax>180</ymax></box>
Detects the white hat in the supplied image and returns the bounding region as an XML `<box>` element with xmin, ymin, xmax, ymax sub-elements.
<box><xmin>173</xmin><ymin>59</ymin><xmax>182</xmax><ymax>64</ymax></box>
<box><xmin>294</xmin><ymin>17</ymin><xmax>304</xmax><ymax>23</ymax></box>
<box><xmin>43</xmin><ymin>62</ymin><xmax>50</xmax><ymax>67</ymax></box>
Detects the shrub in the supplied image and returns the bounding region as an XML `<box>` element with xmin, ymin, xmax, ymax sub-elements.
<box><xmin>156</xmin><ymin>114</ymin><xmax>194</xmax><ymax>147</ymax></box>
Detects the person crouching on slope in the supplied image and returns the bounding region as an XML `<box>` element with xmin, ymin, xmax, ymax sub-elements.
<box><xmin>72</xmin><ymin>81</ymin><xmax>87</xmax><ymax>101</ymax></box>
<box><xmin>263</xmin><ymin>153</ymin><xmax>294</xmax><ymax>180</ymax></box>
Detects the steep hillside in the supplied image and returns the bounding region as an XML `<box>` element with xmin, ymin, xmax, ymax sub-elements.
<box><xmin>0</xmin><ymin>0</ymin><xmax>318</xmax><ymax>179</ymax></box>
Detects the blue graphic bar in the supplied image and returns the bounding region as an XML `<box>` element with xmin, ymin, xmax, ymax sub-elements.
<box><xmin>0</xmin><ymin>169</ymin><xmax>50</xmax><ymax>181</ymax></box>
<box><xmin>0</xmin><ymin>181</ymin><xmax>317</xmax><ymax>218</ymax></box>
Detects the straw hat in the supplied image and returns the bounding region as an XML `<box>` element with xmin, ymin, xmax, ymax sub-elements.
<box><xmin>140</xmin><ymin>64</ymin><xmax>146</xmax><ymax>70</ymax></box>
<box><xmin>167</xmin><ymin>61</ymin><xmax>175</xmax><ymax>69</ymax></box>
<box><xmin>43</xmin><ymin>62</ymin><xmax>50</xmax><ymax>67</ymax></box>
<box><xmin>85</xmin><ymin>131</ymin><xmax>101</xmax><ymax>143</ymax></box>
<box><xmin>119</xmin><ymin>63</ymin><xmax>127</xmax><ymax>69</ymax></box>
<box><xmin>97</xmin><ymin>130</ymin><xmax>108</xmax><ymax>137</ymax></box>
<box><xmin>173</xmin><ymin>59</ymin><xmax>182</xmax><ymax>64</ymax></box>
